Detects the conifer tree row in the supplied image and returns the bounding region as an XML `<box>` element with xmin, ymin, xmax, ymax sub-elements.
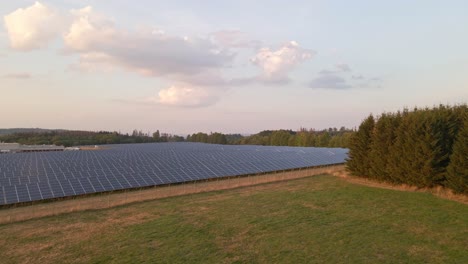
<box><xmin>346</xmin><ymin>104</ymin><xmax>467</xmax><ymax>194</ymax></box>
<box><xmin>446</xmin><ymin>113</ymin><xmax>468</xmax><ymax>193</ymax></box>
<box><xmin>346</xmin><ymin>115</ymin><xmax>374</xmax><ymax>177</ymax></box>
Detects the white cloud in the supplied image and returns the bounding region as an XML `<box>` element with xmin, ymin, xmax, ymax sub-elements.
<box><xmin>3</xmin><ymin>2</ymin><xmax>65</xmax><ymax>50</ymax></box>
<box><xmin>63</xmin><ymin>6</ymin><xmax>232</xmax><ymax>77</ymax></box>
<box><xmin>154</xmin><ymin>84</ymin><xmax>220</xmax><ymax>107</ymax></box>
<box><xmin>251</xmin><ymin>41</ymin><xmax>314</xmax><ymax>82</ymax></box>
<box><xmin>3</xmin><ymin>3</ymin><xmax>322</xmax><ymax>108</ymax></box>
<box><xmin>64</xmin><ymin>6</ymin><xmax>116</xmax><ymax>52</ymax></box>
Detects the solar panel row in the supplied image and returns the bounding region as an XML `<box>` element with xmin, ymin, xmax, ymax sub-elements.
<box><xmin>0</xmin><ymin>143</ymin><xmax>348</xmax><ymax>205</ymax></box>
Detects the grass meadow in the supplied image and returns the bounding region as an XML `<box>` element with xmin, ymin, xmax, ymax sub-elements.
<box><xmin>0</xmin><ymin>174</ymin><xmax>466</xmax><ymax>263</ymax></box>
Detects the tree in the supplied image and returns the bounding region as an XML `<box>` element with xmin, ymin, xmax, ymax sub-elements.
<box><xmin>317</xmin><ymin>132</ymin><xmax>331</xmax><ymax>147</ymax></box>
<box><xmin>152</xmin><ymin>130</ymin><xmax>160</xmax><ymax>142</ymax></box>
<box><xmin>209</xmin><ymin>132</ymin><xmax>227</xmax><ymax>144</ymax></box>
<box><xmin>346</xmin><ymin>115</ymin><xmax>375</xmax><ymax>177</ymax></box>
<box><xmin>270</xmin><ymin>130</ymin><xmax>291</xmax><ymax>146</ymax></box>
<box><xmin>446</xmin><ymin>114</ymin><xmax>468</xmax><ymax>194</ymax></box>
<box><xmin>369</xmin><ymin>113</ymin><xmax>399</xmax><ymax>181</ymax></box>
<box><xmin>295</xmin><ymin>128</ymin><xmax>309</xmax><ymax>147</ymax></box>
<box><xmin>407</xmin><ymin>111</ymin><xmax>446</xmax><ymax>187</ymax></box>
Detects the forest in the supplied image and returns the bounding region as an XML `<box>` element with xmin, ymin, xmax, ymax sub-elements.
<box><xmin>0</xmin><ymin>130</ymin><xmax>184</xmax><ymax>147</ymax></box>
<box><xmin>346</xmin><ymin>104</ymin><xmax>467</xmax><ymax>194</ymax></box>
<box><xmin>0</xmin><ymin>127</ymin><xmax>353</xmax><ymax>148</ymax></box>
<box><xmin>187</xmin><ymin>127</ymin><xmax>353</xmax><ymax>148</ymax></box>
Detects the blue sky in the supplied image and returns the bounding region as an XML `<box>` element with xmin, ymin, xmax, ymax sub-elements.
<box><xmin>1</xmin><ymin>1</ymin><xmax>467</xmax><ymax>134</ymax></box>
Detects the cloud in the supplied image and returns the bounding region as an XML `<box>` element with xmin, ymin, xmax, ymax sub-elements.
<box><xmin>309</xmin><ymin>67</ymin><xmax>383</xmax><ymax>90</ymax></box>
<box><xmin>309</xmin><ymin>70</ymin><xmax>351</xmax><ymax>90</ymax></box>
<box><xmin>4</xmin><ymin>3</ymin><xmax>322</xmax><ymax>107</ymax></box>
<box><xmin>62</xmin><ymin>7</ymin><xmax>263</xmax><ymax>108</ymax></box>
<box><xmin>3</xmin><ymin>2</ymin><xmax>65</xmax><ymax>50</ymax></box>
<box><xmin>150</xmin><ymin>84</ymin><xmax>221</xmax><ymax>107</ymax></box>
<box><xmin>169</xmin><ymin>70</ymin><xmax>228</xmax><ymax>87</ymax></box>
<box><xmin>211</xmin><ymin>30</ymin><xmax>261</xmax><ymax>48</ymax></box>
<box><xmin>3</xmin><ymin>73</ymin><xmax>32</xmax><ymax>79</ymax></box>
<box><xmin>68</xmin><ymin>51</ymin><xmax>116</xmax><ymax>72</ymax></box>
<box><xmin>352</xmin><ymin>75</ymin><xmax>364</xmax><ymax>80</ymax></box>
<box><xmin>64</xmin><ymin>6</ymin><xmax>233</xmax><ymax>77</ymax></box>
<box><xmin>251</xmin><ymin>41</ymin><xmax>314</xmax><ymax>82</ymax></box>
<box><xmin>335</xmin><ymin>63</ymin><xmax>351</xmax><ymax>72</ymax></box>
<box><xmin>63</xmin><ymin>6</ymin><xmax>116</xmax><ymax>52</ymax></box>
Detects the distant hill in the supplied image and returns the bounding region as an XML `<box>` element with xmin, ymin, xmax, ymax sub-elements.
<box><xmin>0</xmin><ymin>128</ymin><xmax>67</xmax><ymax>135</ymax></box>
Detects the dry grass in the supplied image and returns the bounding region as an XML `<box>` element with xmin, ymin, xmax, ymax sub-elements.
<box><xmin>1</xmin><ymin>207</ymin><xmax>154</xmax><ymax>263</ymax></box>
<box><xmin>2</xmin><ymin>165</ymin><xmax>466</xmax><ymax>226</ymax></box>
<box><xmin>330</xmin><ymin>170</ymin><xmax>468</xmax><ymax>204</ymax></box>
<box><xmin>0</xmin><ymin>174</ymin><xmax>466</xmax><ymax>264</ymax></box>
<box><xmin>0</xmin><ymin>166</ymin><xmax>344</xmax><ymax>224</ymax></box>
<box><xmin>78</xmin><ymin>146</ymin><xmax>110</xmax><ymax>150</ymax></box>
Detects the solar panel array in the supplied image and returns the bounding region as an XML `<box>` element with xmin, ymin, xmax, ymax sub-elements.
<box><xmin>0</xmin><ymin>143</ymin><xmax>348</xmax><ymax>205</ymax></box>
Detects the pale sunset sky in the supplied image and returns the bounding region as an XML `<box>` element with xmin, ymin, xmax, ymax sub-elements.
<box><xmin>1</xmin><ymin>1</ymin><xmax>467</xmax><ymax>134</ymax></box>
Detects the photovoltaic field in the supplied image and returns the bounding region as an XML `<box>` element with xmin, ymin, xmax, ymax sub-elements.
<box><xmin>0</xmin><ymin>143</ymin><xmax>348</xmax><ymax>205</ymax></box>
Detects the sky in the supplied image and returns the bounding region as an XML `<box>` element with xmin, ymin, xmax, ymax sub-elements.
<box><xmin>0</xmin><ymin>1</ymin><xmax>467</xmax><ymax>135</ymax></box>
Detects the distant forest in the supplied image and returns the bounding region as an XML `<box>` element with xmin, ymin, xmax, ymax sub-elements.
<box><xmin>187</xmin><ymin>128</ymin><xmax>353</xmax><ymax>148</ymax></box>
<box><xmin>346</xmin><ymin>104</ymin><xmax>467</xmax><ymax>194</ymax></box>
<box><xmin>0</xmin><ymin>127</ymin><xmax>353</xmax><ymax>148</ymax></box>
<box><xmin>0</xmin><ymin>128</ymin><xmax>66</xmax><ymax>135</ymax></box>
<box><xmin>0</xmin><ymin>130</ymin><xmax>184</xmax><ymax>147</ymax></box>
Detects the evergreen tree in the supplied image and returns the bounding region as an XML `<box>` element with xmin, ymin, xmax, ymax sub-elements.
<box><xmin>369</xmin><ymin>113</ymin><xmax>398</xmax><ymax>181</ymax></box>
<box><xmin>408</xmin><ymin>111</ymin><xmax>446</xmax><ymax>187</ymax></box>
<box><xmin>387</xmin><ymin>109</ymin><xmax>416</xmax><ymax>184</ymax></box>
<box><xmin>346</xmin><ymin>115</ymin><xmax>375</xmax><ymax>177</ymax></box>
<box><xmin>446</xmin><ymin>114</ymin><xmax>468</xmax><ymax>194</ymax></box>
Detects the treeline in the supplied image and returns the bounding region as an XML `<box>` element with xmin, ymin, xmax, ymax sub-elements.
<box><xmin>186</xmin><ymin>132</ymin><xmax>228</xmax><ymax>144</ymax></box>
<box><xmin>347</xmin><ymin>104</ymin><xmax>467</xmax><ymax>194</ymax></box>
<box><xmin>0</xmin><ymin>130</ymin><xmax>183</xmax><ymax>147</ymax></box>
<box><xmin>0</xmin><ymin>127</ymin><xmax>354</xmax><ymax>149</ymax></box>
<box><xmin>0</xmin><ymin>128</ymin><xmax>65</xmax><ymax>135</ymax></box>
<box><xmin>187</xmin><ymin>127</ymin><xmax>353</xmax><ymax>148</ymax></box>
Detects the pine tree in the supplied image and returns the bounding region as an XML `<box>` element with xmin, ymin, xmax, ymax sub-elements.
<box><xmin>388</xmin><ymin>109</ymin><xmax>415</xmax><ymax>184</ymax></box>
<box><xmin>408</xmin><ymin>111</ymin><xmax>445</xmax><ymax>187</ymax></box>
<box><xmin>446</xmin><ymin>113</ymin><xmax>468</xmax><ymax>194</ymax></box>
<box><xmin>346</xmin><ymin>115</ymin><xmax>375</xmax><ymax>177</ymax></box>
<box><xmin>369</xmin><ymin>113</ymin><xmax>398</xmax><ymax>181</ymax></box>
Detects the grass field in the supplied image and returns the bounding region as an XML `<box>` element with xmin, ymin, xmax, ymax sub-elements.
<box><xmin>0</xmin><ymin>174</ymin><xmax>467</xmax><ymax>264</ymax></box>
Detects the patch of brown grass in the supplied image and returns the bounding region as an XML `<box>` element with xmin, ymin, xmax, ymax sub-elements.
<box><xmin>330</xmin><ymin>170</ymin><xmax>468</xmax><ymax>204</ymax></box>
<box><xmin>1</xmin><ymin>207</ymin><xmax>155</xmax><ymax>264</ymax></box>
<box><xmin>0</xmin><ymin>166</ymin><xmax>344</xmax><ymax>224</ymax></box>
<box><xmin>78</xmin><ymin>146</ymin><xmax>111</xmax><ymax>151</ymax></box>
<box><xmin>408</xmin><ymin>245</ymin><xmax>444</xmax><ymax>262</ymax></box>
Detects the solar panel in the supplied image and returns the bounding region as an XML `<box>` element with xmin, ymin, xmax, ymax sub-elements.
<box><xmin>0</xmin><ymin>142</ymin><xmax>348</xmax><ymax>205</ymax></box>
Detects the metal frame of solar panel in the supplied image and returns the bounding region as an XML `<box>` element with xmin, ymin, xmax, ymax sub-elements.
<box><xmin>0</xmin><ymin>143</ymin><xmax>348</xmax><ymax>205</ymax></box>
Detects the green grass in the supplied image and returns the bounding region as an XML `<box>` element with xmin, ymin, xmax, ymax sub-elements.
<box><xmin>0</xmin><ymin>175</ymin><xmax>467</xmax><ymax>263</ymax></box>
